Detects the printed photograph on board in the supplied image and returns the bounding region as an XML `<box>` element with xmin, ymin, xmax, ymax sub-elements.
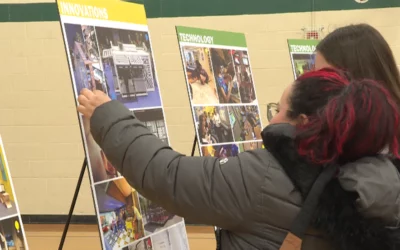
<box><xmin>0</xmin><ymin>148</ymin><xmax>18</xmax><ymax>219</ymax></box>
<box><xmin>63</xmin><ymin>23</ymin><xmax>107</xmax><ymax>95</ymax></box>
<box><xmin>95</xmin><ymin>26</ymin><xmax>162</xmax><ymax>109</ymax></box>
<box><xmin>232</xmin><ymin>50</ymin><xmax>257</xmax><ymax>103</ymax></box>
<box><xmin>193</xmin><ymin>106</ymin><xmax>234</xmax><ymax>145</ymax></box>
<box><xmin>139</xmin><ymin>196</ymin><xmax>182</xmax><ymax>236</ymax></box>
<box><xmin>210</xmin><ymin>49</ymin><xmax>241</xmax><ymax>104</ymax></box>
<box><xmin>85</xmin><ymin>108</ymin><xmax>168</xmax><ymax>184</ymax></box>
<box><xmin>201</xmin><ymin>144</ymin><xmax>239</xmax><ymax>157</ymax></box>
<box><xmin>229</xmin><ymin>106</ymin><xmax>262</xmax><ymax>142</ymax></box>
<box><xmin>239</xmin><ymin>141</ymin><xmax>263</xmax><ymax>152</ymax></box>
<box><xmin>291</xmin><ymin>53</ymin><xmax>316</xmax><ymax>79</ymax></box>
<box><xmin>130</xmin><ymin>109</ymin><xmax>168</xmax><ymax>144</ymax></box>
<box><xmin>0</xmin><ymin>216</ymin><xmax>26</xmax><ymax>250</ymax></box>
<box><xmin>150</xmin><ymin>223</ymin><xmax>189</xmax><ymax>250</ymax></box>
<box><xmin>122</xmin><ymin>237</ymin><xmax>153</xmax><ymax>250</ymax></box>
<box><xmin>96</xmin><ymin>178</ymin><xmax>145</xmax><ymax>250</ymax></box>
<box><xmin>82</xmin><ymin>117</ymin><xmax>121</xmax><ymax>184</ymax></box>
<box><xmin>181</xmin><ymin>46</ymin><xmax>219</xmax><ymax>105</ymax></box>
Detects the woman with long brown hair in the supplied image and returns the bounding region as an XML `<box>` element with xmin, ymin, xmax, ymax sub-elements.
<box><xmin>315</xmin><ymin>24</ymin><xmax>400</xmax><ymax>104</ymax></box>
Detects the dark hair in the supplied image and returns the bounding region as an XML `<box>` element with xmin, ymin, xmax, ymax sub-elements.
<box><xmin>289</xmin><ymin>68</ymin><xmax>400</xmax><ymax>164</ymax></box>
<box><xmin>223</xmin><ymin>74</ymin><xmax>232</xmax><ymax>81</ymax></box>
<box><xmin>195</xmin><ymin>60</ymin><xmax>201</xmax><ymax>68</ymax></box>
<box><xmin>316</xmin><ymin>24</ymin><xmax>400</xmax><ymax>105</ymax></box>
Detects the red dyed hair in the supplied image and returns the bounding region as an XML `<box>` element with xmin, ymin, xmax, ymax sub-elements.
<box><xmin>290</xmin><ymin>68</ymin><xmax>400</xmax><ymax>164</ymax></box>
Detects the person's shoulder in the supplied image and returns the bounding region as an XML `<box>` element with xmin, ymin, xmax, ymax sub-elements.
<box><xmin>240</xmin><ymin>147</ymin><xmax>278</xmax><ymax>159</ymax></box>
<box><xmin>237</xmin><ymin>148</ymin><xmax>295</xmax><ymax>190</ymax></box>
<box><xmin>237</xmin><ymin>148</ymin><xmax>285</xmax><ymax>172</ymax></box>
<box><xmin>236</xmin><ymin>148</ymin><xmax>303</xmax><ymax>226</ymax></box>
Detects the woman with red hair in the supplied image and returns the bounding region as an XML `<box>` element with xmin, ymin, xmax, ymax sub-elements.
<box><xmin>78</xmin><ymin>68</ymin><xmax>400</xmax><ymax>250</ymax></box>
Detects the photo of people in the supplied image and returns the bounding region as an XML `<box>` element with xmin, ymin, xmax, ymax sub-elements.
<box><xmin>239</xmin><ymin>141</ymin><xmax>263</xmax><ymax>152</ymax></box>
<box><xmin>95</xmin><ymin>26</ymin><xmax>162</xmax><ymax>109</ymax></box>
<box><xmin>229</xmin><ymin>106</ymin><xmax>262</xmax><ymax>142</ymax></box>
<box><xmin>123</xmin><ymin>237</ymin><xmax>153</xmax><ymax>250</ymax></box>
<box><xmin>131</xmin><ymin>109</ymin><xmax>168</xmax><ymax>144</ymax></box>
<box><xmin>291</xmin><ymin>53</ymin><xmax>316</xmax><ymax>79</ymax></box>
<box><xmin>201</xmin><ymin>144</ymin><xmax>239</xmax><ymax>157</ymax></box>
<box><xmin>139</xmin><ymin>196</ymin><xmax>182</xmax><ymax>236</ymax></box>
<box><xmin>193</xmin><ymin>106</ymin><xmax>234</xmax><ymax>145</ymax></box>
<box><xmin>82</xmin><ymin>117</ymin><xmax>120</xmax><ymax>184</ymax></box>
<box><xmin>181</xmin><ymin>46</ymin><xmax>219</xmax><ymax>104</ymax></box>
<box><xmin>96</xmin><ymin>178</ymin><xmax>145</xmax><ymax>250</ymax></box>
<box><xmin>0</xmin><ymin>216</ymin><xmax>27</xmax><ymax>250</ymax></box>
<box><xmin>63</xmin><ymin>23</ymin><xmax>107</xmax><ymax>95</ymax></box>
<box><xmin>0</xmin><ymin>147</ymin><xmax>18</xmax><ymax>219</ymax></box>
<box><xmin>232</xmin><ymin>50</ymin><xmax>257</xmax><ymax>103</ymax></box>
<box><xmin>150</xmin><ymin>223</ymin><xmax>189</xmax><ymax>250</ymax></box>
<box><xmin>210</xmin><ymin>48</ymin><xmax>241</xmax><ymax>103</ymax></box>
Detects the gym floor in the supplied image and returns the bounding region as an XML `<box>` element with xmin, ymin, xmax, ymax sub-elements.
<box><xmin>24</xmin><ymin>225</ymin><xmax>216</xmax><ymax>250</ymax></box>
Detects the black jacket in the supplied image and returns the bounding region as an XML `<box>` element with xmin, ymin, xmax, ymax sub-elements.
<box><xmin>91</xmin><ymin>101</ymin><xmax>400</xmax><ymax>249</ymax></box>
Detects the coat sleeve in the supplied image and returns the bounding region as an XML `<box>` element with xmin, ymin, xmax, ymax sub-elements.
<box><xmin>90</xmin><ymin>101</ymin><xmax>260</xmax><ymax>230</ymax></box>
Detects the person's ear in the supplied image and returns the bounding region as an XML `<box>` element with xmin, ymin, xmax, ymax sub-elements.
<box><xmin>298</xmin><ymin>114</ymin><xmax>309</xmax><ymax>125</ymax></box>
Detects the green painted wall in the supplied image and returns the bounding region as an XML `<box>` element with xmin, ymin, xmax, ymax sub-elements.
<box><xmin>0</xmin><ymin>0</ymin><xmax>399</xmax><ymax>22</ymax></box>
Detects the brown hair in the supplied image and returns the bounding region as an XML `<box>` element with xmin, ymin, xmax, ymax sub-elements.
<box><xmin>223</xmin><ymin>74</ymin><xmax>232</xmax><ymax>81</ymax></box>
<box><xmin>316</xmin><ymin>24</ymin><xmax>400</xmax><ymax>105</ymax></box>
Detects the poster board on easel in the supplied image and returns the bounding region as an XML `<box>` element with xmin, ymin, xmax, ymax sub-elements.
<box><xmin>56</xmin><ymin>0</ymin><xmax>190</xmax><ymax>249</ymax></box>
<box><xmin>176</xmin><ymin>26</ymin><xmax>264</xmax><ymax>157</ymax></box>
<box><xmin>287</xmin><ymin>39</ymin><xmax>320</xmax><ymax>79</ymax></box>
<box><xmin>0</xmin><ymin>137</ymin><xmax>29</xmax><ymax>249</ymax></box>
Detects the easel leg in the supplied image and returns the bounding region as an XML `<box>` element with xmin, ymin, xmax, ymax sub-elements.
<box><xmin>58</xmin><ymin>158</ymin><xmax>87</xmax><ymax>250</ymax></box>
<box><xmin>189</xmin><ymin>135</ymin><xmax>220</xmax><ymax>249</ymax></box>
<box><xmin>191</xmin><ymin>135</ymin><xmax>197</xmax><ymax>157</ymax></box>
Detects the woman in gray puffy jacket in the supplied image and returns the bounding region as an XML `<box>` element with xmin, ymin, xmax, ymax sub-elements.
<box><xmin>78</xmin><ymin>66</ymin><xmax>400</xmax><ymax>250</ymax></box>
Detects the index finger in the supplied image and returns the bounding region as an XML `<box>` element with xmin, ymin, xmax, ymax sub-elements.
<box><xmin>80</xmin><ymin>88</ymin><xmax>95</xmax><ymax>98</ymax></box>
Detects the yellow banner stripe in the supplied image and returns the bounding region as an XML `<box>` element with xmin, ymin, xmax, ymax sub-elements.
<box><xmin>57</xmin><ymin>0</ymin><xmax>147</xmax><ymax>25</ymax></box>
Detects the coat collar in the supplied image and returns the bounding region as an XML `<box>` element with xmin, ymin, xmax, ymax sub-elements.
<box><xmin>261</xmin><ymin>123</ymin><xmax>321</xmax><ymax>198</ymax></box>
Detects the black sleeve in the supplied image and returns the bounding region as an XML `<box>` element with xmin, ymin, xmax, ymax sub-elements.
<box><xmin>90</xmin><ymin>101</ymin><xmax>258</xmax><ymax>229</ymax></box>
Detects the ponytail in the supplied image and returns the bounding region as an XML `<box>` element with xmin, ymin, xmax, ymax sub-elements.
<box><xmin>292</xmin><ymin>69</ymin><xmax>400</xmax><ymax>164</ymax></box>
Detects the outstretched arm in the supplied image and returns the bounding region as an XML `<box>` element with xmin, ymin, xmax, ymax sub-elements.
<box><xmin>90</xmin><ymin>100</ymin><xmax>257</xmax><ymax>229</ymax></box>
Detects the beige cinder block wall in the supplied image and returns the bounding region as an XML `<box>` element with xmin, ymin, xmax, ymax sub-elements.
<box><xmin>0</xmin><ymin>6</ymin><xmax>399</xmax><ymax>215</ymax></box>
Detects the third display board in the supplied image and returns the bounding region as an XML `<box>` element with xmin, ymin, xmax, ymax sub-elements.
<box><xmin>0</xmin><ymin>138</ymin><xmax>28</xmax><ymax>249</ymax></box>
<box><xmin>176</xmin><ymin>26</ymin><xmax>264</xmax><ymax>156</ymax></box>
<box><xmin>56</xmin><ymin>0</ymin><xmax>189</xmax><ymax>249</ymax></box>
<box><xmin>287</xmin><ymin>39</ymin><xmax>320</xmax><ymax>79</ymax></box>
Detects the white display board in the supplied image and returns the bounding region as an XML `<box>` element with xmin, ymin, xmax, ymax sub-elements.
<box><xmin>0</xmin><ymin>137</ymin><xmax>28</xmax><ymax>250</ymax></box>
<box><xmin>287</xmin><ymin>39</ymin><xmax>319</xmax><ymax>79</ymax></box>
<box><xmin>56</xmin><ymin>1</ymin><xmax>189</xmax><ymax>249</ymax></box>
<box><xmin>176</xmin><ymin>26</ymin><xmax>264</xmax><ymax>157</ymax></box>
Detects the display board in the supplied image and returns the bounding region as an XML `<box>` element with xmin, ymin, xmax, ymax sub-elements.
<box><xmin>0</xmin><ymin>137</ymin><xmax>28</xmax><ymax>249</ymax></box>
<box><xmin>56</xmin><ymin>1</ymin><xmax>189</xmax><ymax>249</ymax></box>
<box><xmin>176</xmin><ymin>26</ymin><xmax>264</xmax><ymax>157</ymax></box>
<box><xmin>287</xmin><ymin>39</ymin><xmax>320</xmax><ymax>79</ymax></box>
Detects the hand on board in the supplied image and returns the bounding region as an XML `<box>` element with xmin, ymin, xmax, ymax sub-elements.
<box><xmin>77</xmin><ymin>89</ymin><xmax>111</xmax><ymax>119</ymax></box>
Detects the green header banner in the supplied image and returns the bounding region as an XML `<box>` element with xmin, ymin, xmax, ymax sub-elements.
<box><xmin>176</xmin><ymin>26</ymin><xmax>247</xmax><ymax>47</ymax></box>
<box><xmin>287</xmin><ymin>39</ymin><xmax>320</xmax><ymax>53</ymax></box>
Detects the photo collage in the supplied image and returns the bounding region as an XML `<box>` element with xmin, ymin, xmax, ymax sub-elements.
<box><xmin>0</xmin><ymin>140</ymin><xmax>28</xmax><ymax>249</ymax></box>
<box><xmin>181</xmin><ymin>45</ymin><xmax>263</xmax><ymax>156</ymax></box>
<box><xmin>287</xmin><ymin>39</ymin><xmax>319</xmax><ymax>79</ymax></box>
<box><xmin>61</xmin><ymin>21</ymin><xmax>186</xmax><ymax>250</ymax></box>
<box><xmin>121</xmin><ymin>222</ymin><xmax>189</xmax><ymax>250</ymax></box>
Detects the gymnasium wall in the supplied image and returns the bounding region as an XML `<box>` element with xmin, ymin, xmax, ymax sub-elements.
<box><xmin>0</xmin><ymin>0</ymin><xmax>399</xmax><ymax>216</ymax></box>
